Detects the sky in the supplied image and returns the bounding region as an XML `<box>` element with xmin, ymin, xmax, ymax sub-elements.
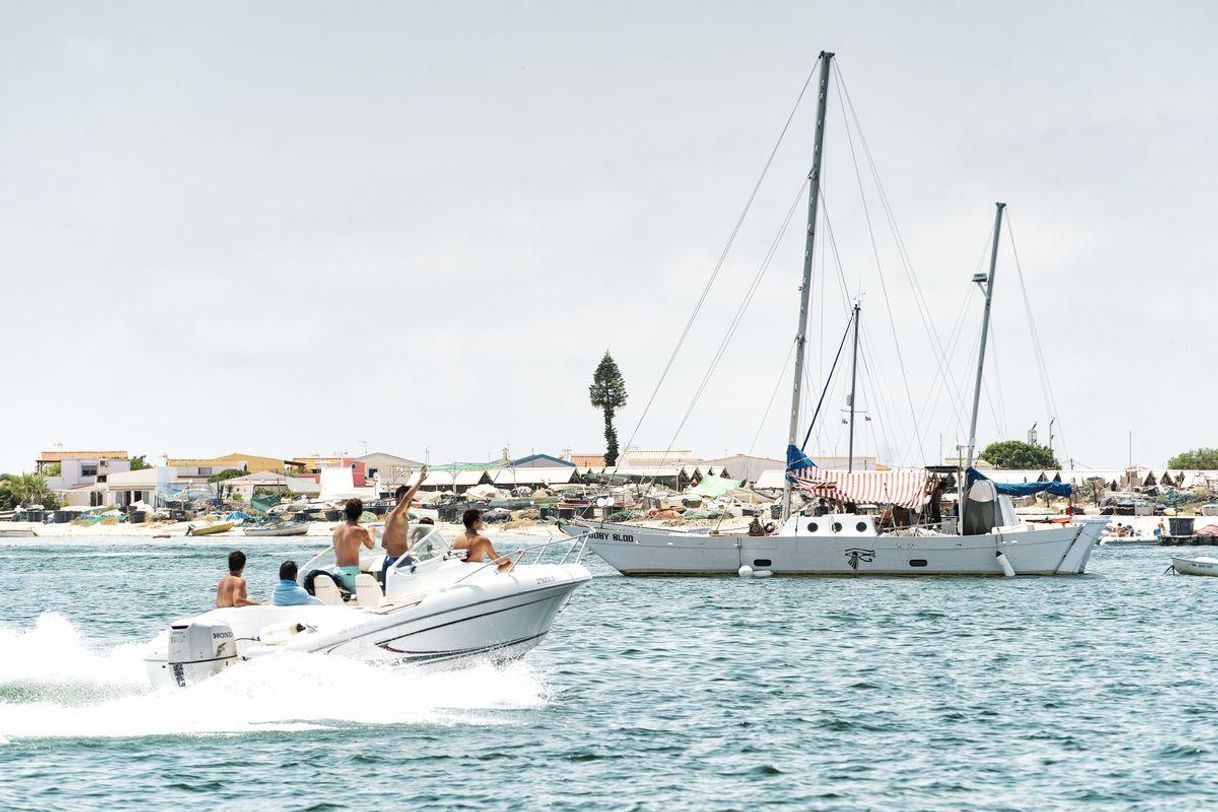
<box><xmin>1</xmin><ymin>1</ymin><xmax>1215</xmax><ymax>473</ymax></box>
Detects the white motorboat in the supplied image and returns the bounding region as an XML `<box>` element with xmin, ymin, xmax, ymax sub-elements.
<box><xmin>1171</xmin><ymin>556</ymin><xmax>1218</xmax><ymax>576</ymax></box>
<box><xmin>0</xmin><ymin>526</ymin><xmax>38</xmax><ymax>538</ymax></box>
<box><xmin>143</xmin><ymin>526</ymin><xmax>591</xmax><ymax>687</ymax></box>
<box><xmin>1098</xmin><ymin>534</ymin><xmax>1160</xmax><ymax>547</ymax></box>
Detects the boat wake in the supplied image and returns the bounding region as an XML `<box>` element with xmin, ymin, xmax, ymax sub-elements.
<box><xmin>0</xmin><ymin>613</ymin><xmax>550</xmax><ymax>741</ymax></box>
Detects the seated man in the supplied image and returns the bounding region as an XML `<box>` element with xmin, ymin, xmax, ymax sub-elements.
<box><xmin>272</xmin><ymin>560</ymin><xmax>322</xmax><ymax>606</ymax></box>
<box><xmin>331</xmin><ymin>498</ymin><xmax>374</xmax><ymax>591</ymax></box>
<box><xmin>453</xmin><ymin>509</ymin><xmax>512</xmax><ymax>572</ymax></box>
<box><xmin>216</xmin><ymin>550</ymin><xmax>260</xmax><ymax>608</ymax></box>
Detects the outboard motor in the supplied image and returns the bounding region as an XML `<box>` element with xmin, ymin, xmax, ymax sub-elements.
<box><xmin>167</xmin><ymin>620</ymin><xmax>237</xmax><ymax>687</ymax></box>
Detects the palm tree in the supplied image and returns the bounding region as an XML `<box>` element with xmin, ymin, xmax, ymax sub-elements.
<box><xmin>6</xmin><ymin>473</ymin><xmax>58</xmax><ymax>508</ymax></box>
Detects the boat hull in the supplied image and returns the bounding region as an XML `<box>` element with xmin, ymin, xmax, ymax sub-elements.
<box><xmin>1172</xmin><ymin>556</ymin><xmax>1218</xmax><ymax>576</ymax></box>
<box><xmin>580</xmin><ymin>519</ymin><xmax>1104</xmax><ymax>576</ymax></box>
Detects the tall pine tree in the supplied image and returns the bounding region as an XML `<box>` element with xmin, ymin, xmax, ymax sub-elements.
<box><xmin>589</xmin><ymin>351</ymin><xmax>628</xmax><ymax>466</ymax></box>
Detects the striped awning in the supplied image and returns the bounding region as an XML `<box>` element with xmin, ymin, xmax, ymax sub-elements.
<box><xmin>791</xmin><ymin>469</ymin><xmax>933</xmax><ymax>509</ymax></box>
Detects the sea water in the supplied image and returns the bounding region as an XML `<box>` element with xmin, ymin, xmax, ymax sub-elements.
<box><xmin>0</xmin><ymin>538</ymin><xmax>1215</xmax><ymax>810</ymax></box>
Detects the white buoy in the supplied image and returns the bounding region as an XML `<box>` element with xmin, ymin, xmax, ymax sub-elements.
<box><xmin>996</xmin><ymin>550</ymin><xmax>1015</xmax><ymax>578</ymax></box>
<box><xmin>738</xmin><ymin>565</ymin><xmax>753</xmax><ymax>578</ymax></box>
<box><xmin>752</xmin><ymin>569</ymin><xmax>773</xmax><ymax>578</ymax></box>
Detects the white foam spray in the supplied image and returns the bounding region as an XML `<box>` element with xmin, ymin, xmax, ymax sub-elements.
<box><xmin>0</xmin><ymin>613</ymin><xmax>550</xmax><ymax>740</ymax></box>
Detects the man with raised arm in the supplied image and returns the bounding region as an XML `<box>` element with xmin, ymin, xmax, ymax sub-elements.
<box><xmin>331</xmin><ymin>498</ymin><xmax>374</xmax><ymax>592</ymax></box>
<box><xmin>381</xmin><ymin>464</ymin><xmax>428</xmax><ymax>584</ymax></box>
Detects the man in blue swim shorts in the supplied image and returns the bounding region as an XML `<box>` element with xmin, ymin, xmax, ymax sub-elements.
<box><xmin>330</xmin><ymin>498</ymin><xmax>373</xmax><ymax>591</ymax></box>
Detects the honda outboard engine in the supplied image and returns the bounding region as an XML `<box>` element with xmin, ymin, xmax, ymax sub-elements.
<box><xmin>167</xmin><ymin>620</ymin><xmax>237</xmax><ymax>687</ymax></box>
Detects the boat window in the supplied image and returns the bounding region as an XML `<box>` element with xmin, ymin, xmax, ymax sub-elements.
<box><xmin>753</xmin><ymin>559</ymin><xmax>772</xmax><ymax>567</ymax></box>
<box><xmin>909</xmin><ymin>559</ymin><xmax>928</xmax><ymax>567</ymax></box>
<box><xmin>807</xmin><ymin>522</ymin><xmax>819</xmax><ymax>532</ymax></box>
<box><xmin>856</xmin><ymin>522</ymin><xmax>867</xmax><ymax>532</ymax></box>
<box><xmin>832</xmin><ymin>522</ymin><xmax>843</xmax><ymax>533</ymax></box>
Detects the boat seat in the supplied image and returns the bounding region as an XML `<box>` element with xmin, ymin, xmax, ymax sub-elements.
<box><xmin>313</xmin><ymin>573</ymin><xmax>343</xmax><ymax>606</ymax></box>
<box><xmin>354</xmin><ymin>573</ymin><xmax>384</xmax><ymax>609</ymax></box>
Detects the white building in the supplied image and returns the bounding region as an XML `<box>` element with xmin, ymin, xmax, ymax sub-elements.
<box><xmin>38</xmin><ymin>450</ymin><xmax>131</xmax><ymax>491</ymax></box>
<box><xmin>105</xmin><ymin>467</ymin><xmax>177</xmax><ymax>508</ymax></box>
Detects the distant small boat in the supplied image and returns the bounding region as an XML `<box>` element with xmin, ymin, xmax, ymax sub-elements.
<box><xmin>1099</xmin><ymin>535</ymin><xmax>1159</xmax><ymax>547</ymax></box>
<box><xmin>0</xmin><ymin>527</ymin><xmax>37</xmax><ymax>538</ymax></box>
<box><xmin>186</xmin><ymin>521</ymin><xmax>236</xmax><ymax>536</ymax></box>
<box><xmin>1171</xmin><ymin>556</ymin><xmax>1218</xmax><ymax>576</ymax></box>
<box><xmin>243</xmin><ymin>522</ymin><xmax>310</xmax><ymax>537</ymax></box>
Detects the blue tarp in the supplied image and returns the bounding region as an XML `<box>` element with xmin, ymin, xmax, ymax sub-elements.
<box><xmin>786</xmin><ymin>444</ymin><xmax>815</xmax><ymax>478</ymax></box>
<box><xmin>968</xmin><ymin>468</ymin><xmax>1072</xmax><ymax>497</ymax></box>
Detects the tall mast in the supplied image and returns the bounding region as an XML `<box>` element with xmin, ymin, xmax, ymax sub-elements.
<box><xmin>781</xmin><ymin>51</ymin><xmax>834</xmax><ymax>521</ymax></box>
<box><xmin>964</xmin><ymin>201</ymin><xmax>1006</xmax><ymax>469</ymax></box>
<box><xmin>847</xmin><ymin>301</ymin><xmax>860</xmax><ymax>473</ymax></box>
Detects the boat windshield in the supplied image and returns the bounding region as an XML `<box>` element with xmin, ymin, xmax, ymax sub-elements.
<box><xmin>297</xmin><ymin>525</ymin><xmax>455</xmax><ymax>576</ymax></box>
<box><xmin>395</xmin><ymin>525</ymin><xmax>452</xmax><ymax>568</ymax></box>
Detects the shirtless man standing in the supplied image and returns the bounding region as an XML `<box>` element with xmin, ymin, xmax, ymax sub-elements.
<box><xmin>331</xmin><ymin>498</ymin><xmax>374</xmax><ymax>591</ymax></box>
<box><xmin>215</xmin><ymin>550</ymin><xmax>260</xmax><ymax>607</ymax></box>
<box><xmin>453</xmin><ymin>509</ymin><xmax>512</xmax><ymax>572</ymax></box>
<box><xmin>381</xmin><ymin>465</ymin><xmax>428</xmax><ymax>583</ymax></box>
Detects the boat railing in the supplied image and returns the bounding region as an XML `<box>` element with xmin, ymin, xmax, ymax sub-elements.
<box><xmin>299</xmin><ymin>526</ymin><xmax>591</xmax><ymax>584</ymax></box>
<box><xmin>299</xmin><ymin>545</ymin><xmax>337</xmax><ymax>574</ymax></box>
<box><xmin>450</xmin><ymin>531</ymin><xmax>592</xmax><ymax>587</ymax></box>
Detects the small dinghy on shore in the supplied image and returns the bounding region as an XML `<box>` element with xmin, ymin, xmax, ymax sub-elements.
<box><xmin>243</xmin><ymin>521</ymin><xmax>310</xmax><ymax>537</ymax></box>
<box><xmin>186</xmin><ymin>521</ymin><xmax>236</xmax><ymax>536</ymax></box>
<box><xmin>1170</xmin><ymin>556</ymin><xmax>1218</xmax><ymax>576</ymax></box>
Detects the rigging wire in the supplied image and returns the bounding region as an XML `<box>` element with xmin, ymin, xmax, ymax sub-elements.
<box><xmin>1006</xmin><ymin>212</ymin><xmax>1071</xmax><ymax>464</ymax></box>
<box><xmin>858</xmin><ymin>326</ymin><xmax>903</xmax><ymax>461</ymax></box>
<box><xmin>901</xmin><ymin>284</ymin><xmax>972</xmax><ymax>462</ymax></box>
<box><xmin>799</xmin><ymin>311</ymin><xmax>855</xmax><ymax>451</ymax></box>
<box><xmin>649</xmin><ymin>176</ymin><xmax>812</xmax><ymax>478</ymax></box>
<box><xmin>745</xmin><ymin>341</ymin><xmax>797</xmax><ymax>459</ymax></box>
<box><xmin>615</xmin><ymin>54</ymin><xmax>825</xmax><ymax>461</ymax></box>
<box><xmin>832</xmin><ymin>66</ymin><xmax>927</xmax><ymax>464</ymax></box>
<box><xmin>986</xmin><ymin>320</ymin><xmax>1008</xmax><ymax>437</ymax></box>
<box><xmin>833</xmin><ymin>62</ymin><xmax>970</xmax><ymax>435</ymax></box>
<box><xmin>857</xmin><ymin>340</ymin><xmax>896</xmax><ymax>464</ymax></box>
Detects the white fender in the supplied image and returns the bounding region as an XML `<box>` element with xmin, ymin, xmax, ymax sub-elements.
<box><xmin>996</xmin><ymin>550</ymin><xmax>1015</xmax><ymax>578</ymax></box>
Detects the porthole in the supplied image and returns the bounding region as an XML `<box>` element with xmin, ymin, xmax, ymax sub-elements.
<box><xmin>832</xmin><ymin>522</ymin><xmax>843</xmax><ymax>533</ymax></box>
<box><xmin>807</xmin><ymin>522</ymin><xmax>819</xmax><ymax>532</ymax></box>
<box><xmin>855</xmin><ymin>521</ymin><xmax>867</xmax><ymax>532</ymax></box>
<box><xmin>909</xmin><ymin>559</ymin><xmax>928</xmax><ymax>567</ymax></box>
<box><xmin>753</xmin><ymin>559</ymin><xmax>772</xmax><ymax>567</ymax></box>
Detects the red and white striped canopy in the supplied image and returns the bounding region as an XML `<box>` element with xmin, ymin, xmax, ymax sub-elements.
<box><xmin>791</xmin><ymin>469</ymin><xmax>933</xmax><ymax>509</ymax></box>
